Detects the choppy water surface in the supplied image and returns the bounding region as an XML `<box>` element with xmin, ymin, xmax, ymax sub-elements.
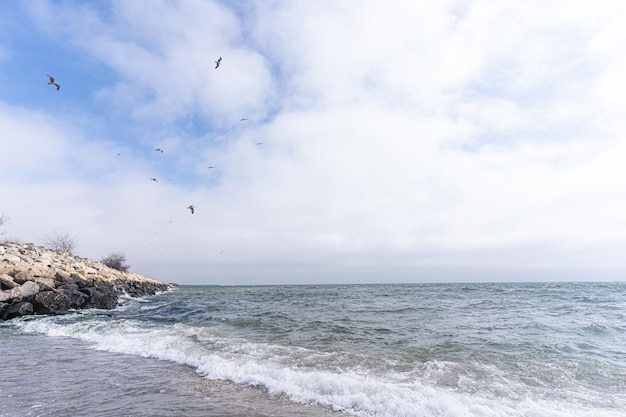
<box><xmin>2</xmin><ymin>282</ymin><xmax>625</xmax><ymax>417</ymax></box>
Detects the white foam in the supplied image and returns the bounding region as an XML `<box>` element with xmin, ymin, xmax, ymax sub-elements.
<box><xmin>16</xmin><ymin>317</ymin><xmax>625</xmax><ymax>417</ymax></box>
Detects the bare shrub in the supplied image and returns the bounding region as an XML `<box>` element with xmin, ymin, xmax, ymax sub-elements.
<box><xmin>43</xmin><ymin>230</ymin><xmax>78</xmax><ymax>253</ymax></box>
<box><xmin>0</xmin><ymin>213</ymin><xmax>9</xmax><ymax>242</ymax></box>
<box><xmin>2</xmin><ymin>237</ymin><xmax>22</xmax><ymax>244</ymax></box>
<box><xmin>101</xmin><ymin>252</ymin><xmax>131</xmax><ymax>272</ymax></box>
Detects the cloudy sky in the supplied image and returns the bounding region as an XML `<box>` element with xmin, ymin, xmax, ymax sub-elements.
<box><xmin>1</xmin><ymin>0</ymin><xmax>626</xmax><ymax>285</ymax></box>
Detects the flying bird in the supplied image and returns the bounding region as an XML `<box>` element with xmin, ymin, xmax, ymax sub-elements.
<box><xmin>240</xmin><ymin>118</ymin><xmax>248</xmax><ymax>121</ymax></box>
<box><xmin>256</xmin><ymin>142</ymin><xmax>263</xmax><ymax>145</ymax></box>
<box><xmin>207</xmin><ymin>166</ymin><xmax>215</xmax><ymax>169</ymax></box>
<box><xmin>150</xmin><ymin>178</ymin><xmax>159</xmax><ymax>182</ymax></box>
<box><xmin>154</xmin><ymin>148</ymin><xmax>164</xmax><ymax>153</ymax></box>
<box><xmin>46</xmin><ymin>74</ymin><xmax>60</xmax><ymax>90</ymax></box>
<box><xmin>187</xmin><ymin>205</ymin><xmax>195</xmax><ymax>214</ymax></box>
<box><xmin>214</xmin><ymin>56</ymin><xmax>222</xmax><ymax>69</ymax></box>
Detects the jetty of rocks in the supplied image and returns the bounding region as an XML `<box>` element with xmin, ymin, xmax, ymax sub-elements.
<box><xmin>0</xmin><ymin>242</ymin><xmax>171</xmax><ymax>320</ymax></box>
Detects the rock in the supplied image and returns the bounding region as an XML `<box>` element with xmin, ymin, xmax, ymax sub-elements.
<box><xmin>20</xmin><ymin>281</ymin><xmax>40</xmax><ymax>299</ymax></box>
<box><xmin>0</xmin><ymin>273</ymin><xmax>18</xmax><ymax>290</ymax></box>
<box><xmin>1</xmin><ymin>276</ymin><xmax>44</xmax><ymax>310</ymax></box>
<box><xmin>64</xmin><ymin>287</ymin><xmax>89</xmax><ymax>308</ymax></box>
<box><xmin>2</xmin><ymin>253</ymin><xmax>21</xmax><ymax>264</ymax></box>
<box><xmin>83</xmin><ymin>283</ymin><xmax>118</xmax><ymax>309</ymax></box>
<box><xmin>12</xmin><ymin>270</ymin><xmax>32</xmax><ymax>285</ymax></box>
<box><xmin>5</xmin><ymin>301</ymin><xmax>33</xmax><ymax>319</ymax></box>
<box><xmin>53</xmin><ymin>271</ymin><xmax>71</xmax><ymax>284</ymax></box>
<box><xmin>0</xmin><ymin>287</ymin><xmax>22</xmax><ymax>303</ymax></box>
<box><xmin>35</xmin><ymin>252</ymin><xmax>55</xmax><ymax>266</ymax></box>
<box><xmin>33</xmin><ymin>277</ymin><xmax>55</xmax><ymax>291</ymax></box>
<box><xmin>34</xmin><ymin>290</ymin><xmax>72</xmax><ymax>315</ymax></box>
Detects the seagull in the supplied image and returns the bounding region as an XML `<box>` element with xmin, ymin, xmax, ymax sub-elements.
<box><xmin>154</xmin><ymin>148</ymin><xmax>164</xmax><ymax>153</ymax></box>
<box><xmin>256</xmin><ymin>142</ymin><xmax>263</xmax><ymax>145</ymax></box>
<box><xmin>215</xmin><ymin>56</ymin><xmax>222</xmax><ymax>69</ymax></box>
<box><xmin>207</xmin><ymin>166</ymin><xmax>215</xmax><ymax>169</ymax></box>
<box><xmin>46</xmin><ymin>74</ymin><xmax>60</xmax><ymax>90</ymax></box>
<box><xmin>150</xmin><ymin>178</ymin><xmax>159</xmax><ymax>182</ymax></box>
<box><xmin>187</xmin><ymin>205</ymin><xmax>195</xmax><ymax>214</ymax></box>
<box><xmin>240</xmin><ymin>118</ymin><xmax>248</xmax><ymax>121</ymax></box>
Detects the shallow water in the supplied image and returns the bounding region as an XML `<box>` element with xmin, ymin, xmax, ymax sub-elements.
<box><xmin>0</xmin><ymin>332</ymin><xmax>339</xmax><ymax>417</ymax></box>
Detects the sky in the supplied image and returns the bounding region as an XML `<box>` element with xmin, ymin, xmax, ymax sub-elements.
<box><xmin>1</xmin><ymin>0</ymin><xmax>626</xmax><ymax>285</ymax></box>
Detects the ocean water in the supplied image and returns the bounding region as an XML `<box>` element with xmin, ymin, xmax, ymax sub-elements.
<box><xmin>1</xmin><ymin>282</ymin><xmax>625</xmax><ymax>417</ymax></box>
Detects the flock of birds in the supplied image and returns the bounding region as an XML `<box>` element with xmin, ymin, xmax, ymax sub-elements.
<box><xmin>46</xmin><ymin>56</ymin><xmax>250</xmax><ymax>220</ymax></box>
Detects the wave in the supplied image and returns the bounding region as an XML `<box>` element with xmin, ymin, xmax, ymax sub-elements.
<box><xmin>15</xmin><ymin>313</ymin><xmax>624</xmax><ymax>417</ymax></box>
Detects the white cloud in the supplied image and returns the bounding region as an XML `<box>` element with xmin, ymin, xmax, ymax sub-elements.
<box><xmin>2</xmin><ymin>0</ymin><xmax>626</xmax><ymax>284</ymax></box>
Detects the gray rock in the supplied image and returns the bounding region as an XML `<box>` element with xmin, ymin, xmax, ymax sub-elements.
<box><xmin>12</xmin><ymin>270</ymin><xmax>32</xmax><ymax>284</ymax></box>
<box><xmin>20</xmin><ymin>281</ymin><xmax>40</xmax><ymax>299</ymax></box>
<box><xmin>65</xmin><ymin>287</ymin><xmax>89</xmax><ymax>308</ymax></box>
<box><xmin>34</xmin><ymin>290</ymin><xmax>72</xmax><ymax>315</ymax></box>
<box><xmin>33</xmin><ymin>277</ymin><xmax>56</xmax><ymax>291</ymax></box>
<box><xmin>6</xmin><ymin>301</ymin><xmax>33</xmax><ymax>319</ymax></box>
<box><xmin>0</xmin><ymin>273</ymin><xmax>18</xmax><ymax>290</ymax></box>
<box><xmin>83</xmin><ymin>283</ymin><xmax>118</xmax><ymax>310</ymax></box>
<box><xmin>0</xmin><ymin>287</ymin><xmax>22</xmax><ymax>303</ymax></box>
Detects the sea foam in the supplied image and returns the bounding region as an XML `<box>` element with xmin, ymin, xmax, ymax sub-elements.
<box><xmin>16</xmin><ymin>313</ymin><xmax>623</xmax><ymax>417</ymax></box>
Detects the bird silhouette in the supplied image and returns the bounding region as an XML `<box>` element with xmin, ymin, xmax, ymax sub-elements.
<box><xmin>46</xmin><ymin>74</ymin><xmax>60</xmax><ymax>90</ymax></box>
<box><xmin>154</xmin><ymin>148</ymin><xmax>164</xmax><ymax>153</ymax></box>
<box><xmin>150</xmin><ymin>178</ymin><xmax>159</xmax><ymax>182</ymax></box>
<box><xmin>215</xmin><ymin>56</ymin><xmax>222</xmax><ymax>69</ymax></box>
<box><xmin>240</xmin><ymin>118</ymin><xmax>248</xmax><ymax>121</ymax></box>
<box><xmin>187</xmin><ymin>205</ymin><xmax>195</xmax><ymax>214</ymax></box>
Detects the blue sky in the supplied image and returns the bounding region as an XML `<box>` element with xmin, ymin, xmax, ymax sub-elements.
<box><xmin>1</xmin><ymin>0</ymin><xmax>626</xmax><ymax>285</ymax></box>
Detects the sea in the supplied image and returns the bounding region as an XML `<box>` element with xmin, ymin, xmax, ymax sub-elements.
<box><xmin>1</xmin><ymin>282</ymin><xmax>625</xmax><ymax>417</ymax></box>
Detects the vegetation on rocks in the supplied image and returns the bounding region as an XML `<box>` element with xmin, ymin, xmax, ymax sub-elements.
<box><xmin>42</xmin><ymin>230</ymin><xmax>78</xmax><ymax>254</ymax></box>
<box><xmin>0</xmin><ymin>213</ymin><xmax>8</xmax><ymax>239</ymax></box>
<box><xmin>101</xmin><ymin>252</ymin><xmax>131</xmax><ymax>272</ymax></box>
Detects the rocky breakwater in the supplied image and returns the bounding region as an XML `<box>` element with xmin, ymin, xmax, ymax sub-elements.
<box><xmin>0</xmin><ymin>242</ymin><xmax>171</xmax><ymax>320</ymax></box>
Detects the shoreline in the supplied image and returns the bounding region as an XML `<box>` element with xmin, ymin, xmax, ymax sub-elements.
<box><xmin>0</xmin><ymin>242</ymin><xmax>171</xmax><ymax>320</ymax></box>
<box><xmin>0</xmin><ymin>331</ymin><xmax>341</xmax><ymax>417</ymax></box>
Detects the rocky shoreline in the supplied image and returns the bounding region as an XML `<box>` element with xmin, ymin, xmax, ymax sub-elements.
<box><xmin>0</xmin><ymin>242</ymin><xmax>171</xmax><ymax>320</ymax></box>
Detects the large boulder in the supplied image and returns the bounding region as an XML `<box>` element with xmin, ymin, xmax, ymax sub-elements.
<box><xmin>82</xmin><ymin>282</ymin><xmax>119</xmax><ymax>310</ymax></box>
<box><xmin>5</xmin><ymin>301</ymin><xmax>33</xmax><ymax>319</ymax></box>
<box><xmin>20</xmin><ymin>281</ymin><xmax>40</xmax><ymax>300</ymax></box>
<box><xmin>33</xmin><ymin>290</ymin><xmax>74</xmax><ymax>315</ymax></box>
